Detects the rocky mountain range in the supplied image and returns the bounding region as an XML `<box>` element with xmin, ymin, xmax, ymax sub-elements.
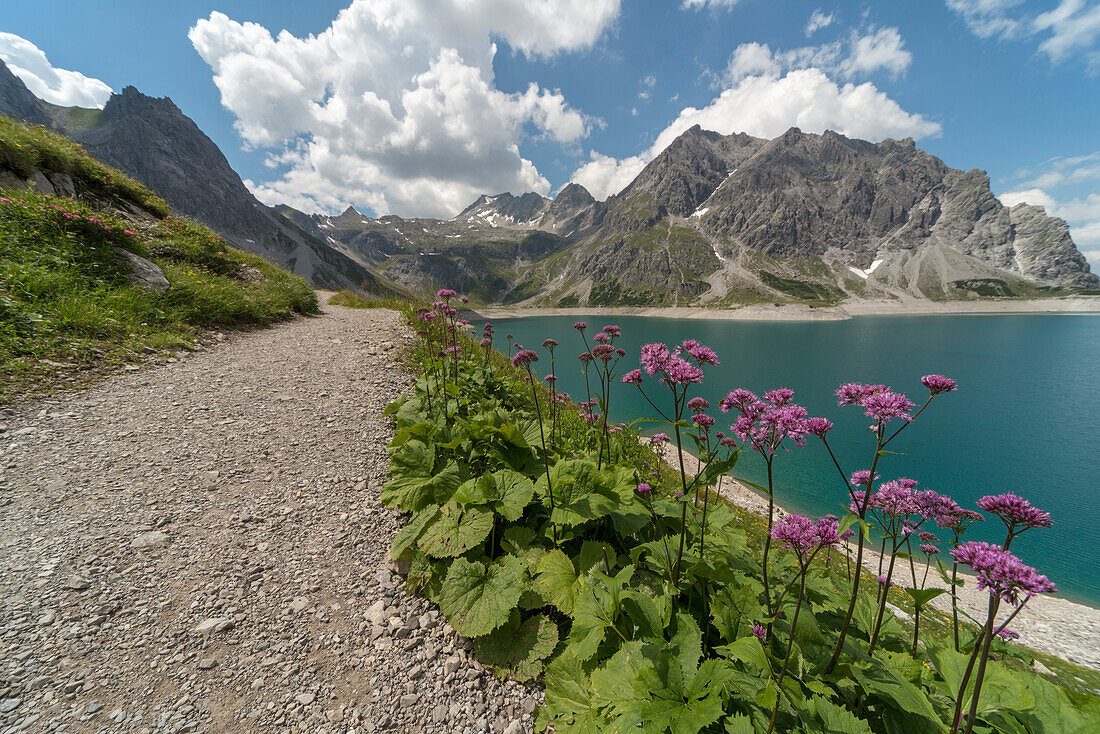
<box><xmin>0</xmin><ymin>60</ymin><xmax>404</xmax><ymax>299</ymax></box>
<box><xmin>2</xmin><ymin>58</ymin><xmax>1095</xmax><ymax>306</ymax></box>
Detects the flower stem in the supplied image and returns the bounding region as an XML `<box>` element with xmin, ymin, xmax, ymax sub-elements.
<box><xmin>767</xmin><ymin>567</ymin><xmax>808</xmax><ymax>734</ymax></box>
<box><xmin>527</xmin><ymin>367</ymin><xmax>557</xmax><ymax>546</ymax></box>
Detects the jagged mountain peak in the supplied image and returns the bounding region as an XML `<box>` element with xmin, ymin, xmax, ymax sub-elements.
<box><xmin>554</xmin><ymin>182</ymin><xmax>593</xmax><ymax>203</ymax></box>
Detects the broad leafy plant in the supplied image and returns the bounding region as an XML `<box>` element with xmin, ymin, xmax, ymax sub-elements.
<box><xmin>383</xmin><ymin>293</ymin><xmax>1097</xmax><ymax>733</ymax></box>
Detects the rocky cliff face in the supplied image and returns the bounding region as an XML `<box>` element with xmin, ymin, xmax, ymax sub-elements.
<box><xmin>532</xmin><ymin>126</ymin><xmax>1097</xmax><ymax>306</ymax></box>
<box><xmin>0</xmin><ymin>60</ymin><xmax>51</xmax><ymax>127</ymax></box>
<box><xmin>4</xmin><ymin>54</ymin><xmax>1094</xmax><ymax>305</ymax></box>
<box><xmin>0</xmin><ymin>64</ymin><xmax>401</xmax><ymax>298</ymax></box>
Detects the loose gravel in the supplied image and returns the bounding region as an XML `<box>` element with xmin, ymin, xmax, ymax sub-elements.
<box><xmin>0</xmin><ymin>295</ymin><xmax>541</xmax><ymax>733</ymax></box>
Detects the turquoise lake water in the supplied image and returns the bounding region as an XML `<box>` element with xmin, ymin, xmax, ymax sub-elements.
<box><xmin>482</xmin><ymin>314</ymin><xmax>1100</xmax><ymax>606</ymax></box>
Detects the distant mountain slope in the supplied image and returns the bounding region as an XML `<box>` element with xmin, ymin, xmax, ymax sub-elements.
<box><xmin>530</xmin><ymin>126</ymin><xmax>1097</xmax><ymax>307</ymax></box>
<box><xmin>4</xmin><ymin>56</ymin><xmax>1093</xmax><ymax>306</ymax></box>
<box><xmin>0</xmin><ymin>61</ymin><xmax>403</xmax><ymax>299</ymax></box>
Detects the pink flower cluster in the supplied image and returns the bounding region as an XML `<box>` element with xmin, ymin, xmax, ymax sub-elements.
<box><xmin>720</xmin><ymin>387</ymin><xmax>821</xmax><ymax>456</ymax></box>
<box><xmin>836</xmin><ymin>382</ymin><xmax>916</xmax><ymax>425</ymax></box>
<box><xmin>977</xmin><ymin>493</ymin><xmax>1052</xmax><ymax>532</ymax></box>
<box><xmin>951</xmin><ymin>541</ymin><xmax>1057</xmax><ymax>604</ymax></box>
<box><xmin>511</xmin><ymin>350</ymin><xmax>538</xmax><ymax>368</ymax></box>
<box><xmin>770</xmin><ymin>514</ymin><xmax>842</xmax><ymax>556</ymax></box>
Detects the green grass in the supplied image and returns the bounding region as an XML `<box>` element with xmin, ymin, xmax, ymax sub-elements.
<box><xmin>326</xmin><ymin>289</ymin><xmax>400</xmax><ymax>309</ymax></box>
<box><xmin>0</xmin><ymin>114</ymin><xmax>169</xmax><ymax>217</ymax></box>
<box><xmin>0</xmin><ymin>188</ymin><xmax>317</xmax><ymax>401</ymax></box>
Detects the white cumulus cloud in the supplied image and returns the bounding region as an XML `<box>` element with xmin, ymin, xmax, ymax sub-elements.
<box><xmin>189</xmin><ymin>0</ymin><xmax>619</xmax><ymax>218</ymax></box>
<box><xmin>573</xmin><ymin>28</ymin><xmax>936</xmax><ymax>200</ymax></box>
<box><xmin>727</xmin><ymin>27</ymin><xmax>912</xmax><ymax>83</ymax></box>
<box><xmin>0</xmin><ymin>32</ymin><xmax>113</xmax><ymax>108</ymax></box>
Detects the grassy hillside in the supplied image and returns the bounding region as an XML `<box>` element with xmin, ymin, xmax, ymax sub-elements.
<box><xmin>0</xmin><ymin>114</ymin><xmax>317</xmax><ymax>401</ymax></box>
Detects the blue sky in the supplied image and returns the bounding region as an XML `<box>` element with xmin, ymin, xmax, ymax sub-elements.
<box><xmin>1</xmin><ymin>1</ymin><xmax>1098</xmax><ymax>266</ymax></box>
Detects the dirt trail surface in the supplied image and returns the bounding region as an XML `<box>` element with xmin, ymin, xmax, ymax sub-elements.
<box><xmin>0</xmin><ymin>295</ymin><xmax>540</xmax><ymax>734</ymax></box>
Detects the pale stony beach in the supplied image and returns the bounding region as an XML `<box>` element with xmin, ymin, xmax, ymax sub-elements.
<box><xmin>650</xmin><ymin>441</ymin><xmax>1100</xmax><ymax>671</ymax></box>
<box><xmin>473</xmin><ymin>295</ymin><xmax>1100</xmax><ymax>322</ymax></box>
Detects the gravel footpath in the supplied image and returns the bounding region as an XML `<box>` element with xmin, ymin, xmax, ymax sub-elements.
<box><xmin>0</xmin><ymin>295</ymin><xmax>540</xmax><ymax>734</ymax></box>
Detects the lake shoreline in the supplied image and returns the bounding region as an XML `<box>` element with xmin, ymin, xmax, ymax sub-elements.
<box><xmin>471</xmin><ymin>296</ymin><xmax>1100</xmax><ymax>322</ymax></box>
<box><xmin>647</xmin><ymin>439</ymin><xmax>1100</xmax><ymax>670</ymax></box>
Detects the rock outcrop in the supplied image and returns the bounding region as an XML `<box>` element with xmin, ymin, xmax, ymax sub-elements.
<box><xmin>0</xmin><ymin>64</ymin><xmax>403</xmax><ymax>299</ymax></box>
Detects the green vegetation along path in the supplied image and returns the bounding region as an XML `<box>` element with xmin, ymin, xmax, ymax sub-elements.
<box><xmin>0</xmin><ymin>294</ymin><xmax>539</xmax><ymax>733</ymax></box>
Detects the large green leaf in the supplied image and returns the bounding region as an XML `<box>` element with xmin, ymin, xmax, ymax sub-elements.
<box><xmin>631</xmin><ymin>653</ymin><xmax>730</xmax><ymax>734</ymax></box>
<box><xmin>622</xmin><ymin>588</ymin><xmax>671</xmax><ymax>639</ymax></box>
<box><xmin>905</xmin><ymin>587</ymin><xmax>948</xmax><ymax>607</ymax></box>
<box><xmin>591</xmin><ymin>640</ymin><xmax>656</xmax><ymax>709</ymax></box>
<box><xmin>721</xmin><ymin>636</ymin><xmax>772</xmax><ymax>674</ymax></box>
<box><xmin>418</xmin><ymin>502</ymin><xmax>494</xmax><ymax>558</ymax></box>
<box><xmin>723</xmin><ymin>715</ymin><xmax>754</xmax><ymax>734</ymax></box>
<box><xmin>853</xmin><ymin>653</ymin><xmax>944</xmax><ymax>730</ymax></box>
<box><xmin>541</xmin><ymin>654</ymin><xmax>608</xmax><ymax>733</ymax></box>
<box><xmin>567</xmin><ymin>565</ymin><xmax>633</xmax><ymax>661</ymax></box>
<box><xmin>472</xmin><ymin>613</ymin><xmax>558</xmax><ymax>681</ymax></box>
<box><xmin>535</xmin><ymin>549</ymin><xmax>580</xmax><ymax>615</ymax></box>
<box><xmin>381</xmin><ymin>442</ymin><xmax>464</xmax><ymax>511</ymax></box>
<box><xmin>928</xmin><ymin>644</ymin><xmax>1033</xmax><ymax>720</ymax></box>
<box><xmin>668</xmin><ymin>611</ymin><xmax>703</xmax><ymax>681</ymax></box>
<box><xmin>390</xmin><ymin>505</ymin><xmax>440</xmax><ymax>560</ymax></box>
<box><xmin>1019</xmin><ymin>673</ymin><xmax>1094</xmax><ymax>734</ymax></box>
<box><xmin>710</xmin><ymin>579</ymin><xmax>764</xmax><ymax>644</ymax></box>
<box><xmin>452</xmin><ymin>469</ymin><xmax>535</xmax><ymax>521</ymax></box>
<box><xmin>439</xmin><ymin>556</ymin><xmax>526</xmax><ymax>637</ymax></box>
<box><xmin>540</xmin><ymin>459</ymin><xmax>620</xmax><ymax>526</ymax></box>
<box><xmin>802</xmin><ymin>696</ymin><xmax>874</xmax><ymax>733</ymax></box>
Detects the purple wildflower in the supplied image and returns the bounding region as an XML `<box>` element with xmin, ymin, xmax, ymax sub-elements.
<box><xmin>719</xmin><ymin>388</ymin><xmax>757</xmax><ymax>413</ymax></box>
<box><xmin>771</xmin><ymin>514</ymin><xmax>841</xmax><ymax>556</ymax></box>
<box><xmin>752</xmin><ymin>624</ymin><xmax>766</xmax><ymax>642</ymax></box>
<box><xmin>687</xmin><ymin>397</ymin><xmax>710</xmax><ymax>413</ymax></box>
<box><xmin>436</xmin><ymin>288</ymin><xmax>456</xmax><ymax>298</ymax></box>
<box><xmin>636</xmin><ymin>482</ymin><xmax>652</xmax><ymax>496</ymax></box>
<box><xmin>511</xmin><ymin>350</ymin><xmax>538</xmax><ymax>368</ymax></box>
<box><xmin>951</xmin><ymin>541</ymin><xmax>1057</xmax><ymax>604</ymax></box>
<box><xmin>573</xmin><ymin>321</ymin><xmax>587</xmax><ymax>331</ymax></box>
<box><xmin>649</xmin><ymin>433</ymin><xmax>671</xmax><ymax>444</ymax></box>
<box><xmin>677</xmin><ymin>340</ymin><xmax>719</xmax><ymax>366</ymax></box>
<box><xmin>693</xmin><ymin>414</ymin><xmax>715</xmax><ymax>428</ymax></box>
<box><xmin>622</xmin><ymin>369</ymin><xmax>643</xmax><ymax>385</ymax></box>
<box><xmin>542</xmin><ymin>338</ymin><xmax>558</xmax><ymax>349</ymax></box>
<box><xmin>804</xmin><ymin>416</ymin><xmax>833</xmax><ymax>437</ymax></box>
<box><xmin>850</xmin><ymin>470</ymin><xmax>879</xmax><ymax>488</ymax></box>
<box><xmin>977</xmin><ymin>493</ymin><xmax>1052</xmax><ymax>533</ymax></box>
<box><xmin>764</xmin><ymin>387</ymin><xmax>794</xmax><ymax>406</ymax></box>
<box><xmin>921</xmin><ymin>374</ymin><xmax>958</xmax><ymax>395</ymax></box>
<box><xmin>836</xmin><ymin>382</ymin><xmax>915</xmax><ymax>424</ymax></box>
<box><xmin>640</xmin><ymin>343</ymin><xmax>672</xmax><ymax>375</ymax></box>
<box><xmin>920</xmin><ymin>544</ymin><xmax>940</xmax><ymax>555</ymax></box>
<box><xmin>997</xmin><ymin>628</ymin><xmax>1020</xmax><ymax>641</ymax></box>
